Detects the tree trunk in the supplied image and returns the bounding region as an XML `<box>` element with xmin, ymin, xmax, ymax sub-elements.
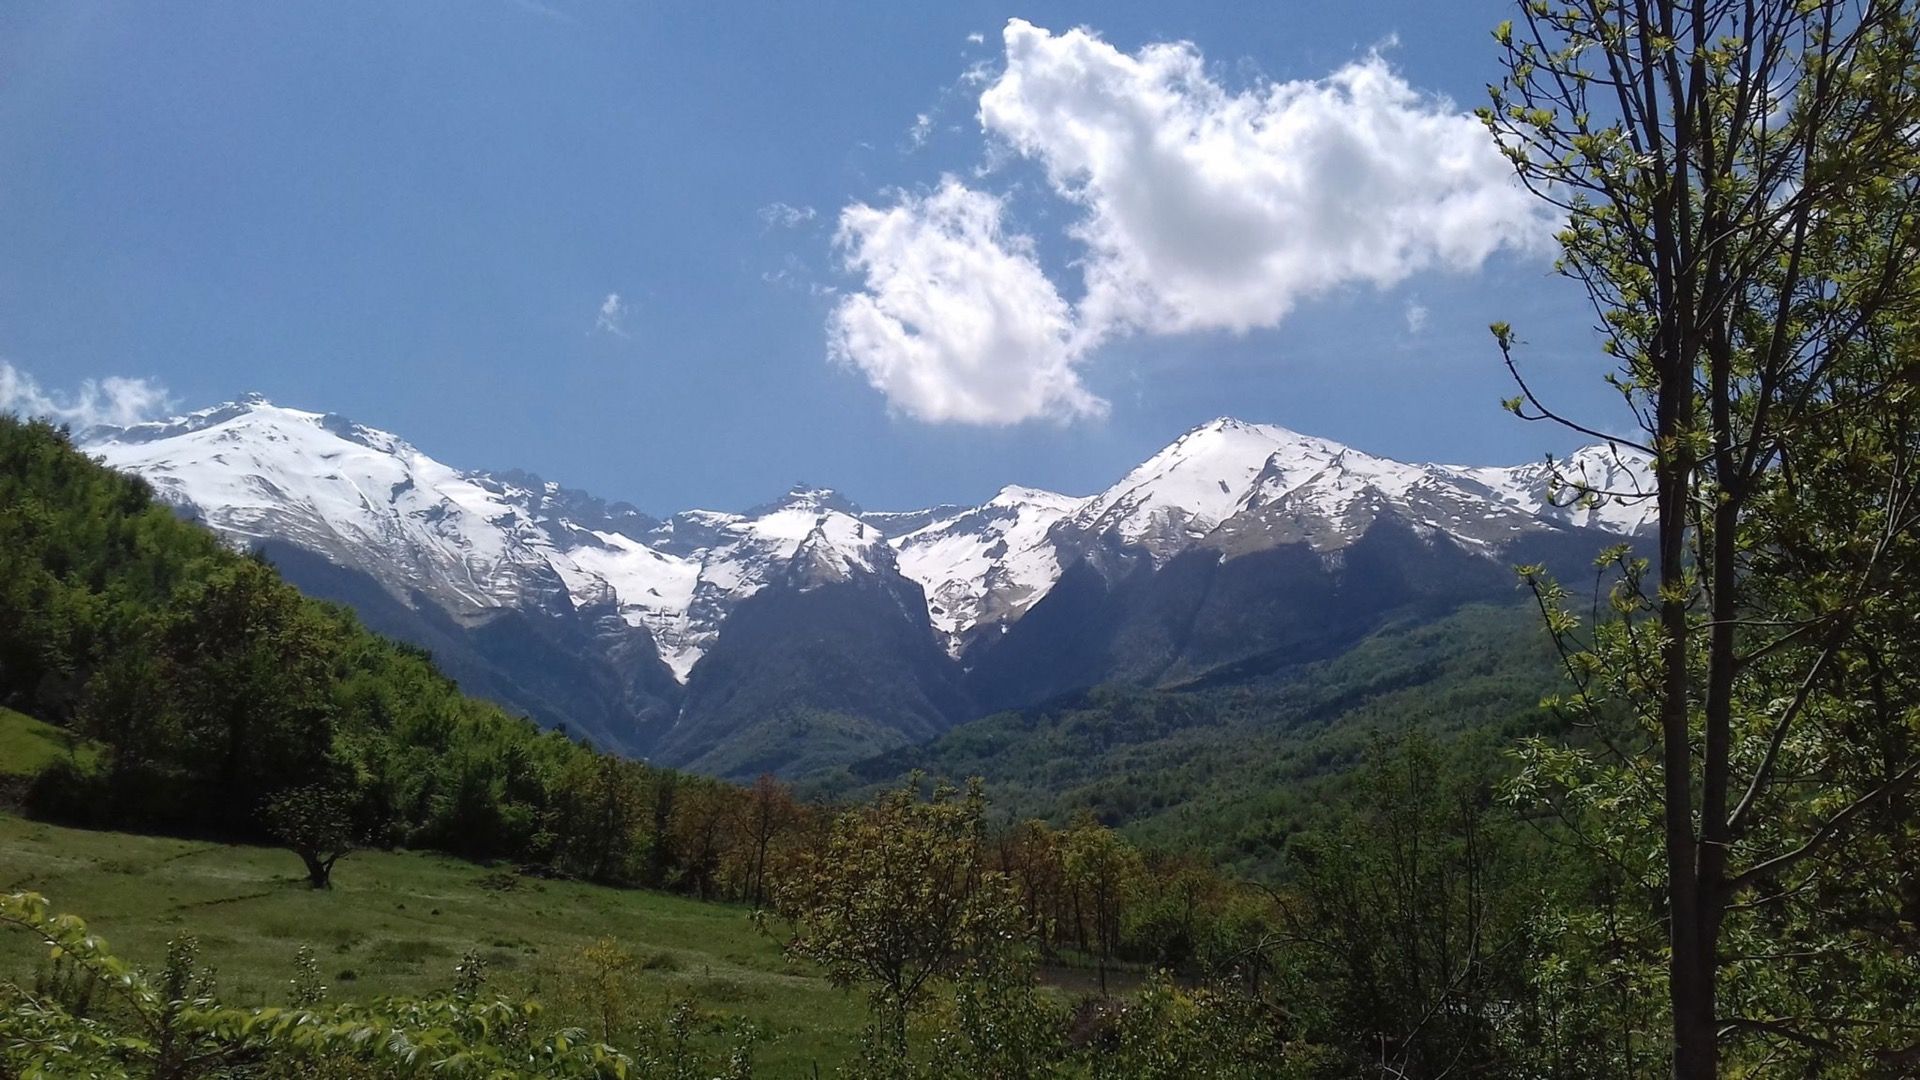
<box><xmin>1658</xmin><ymin>338</ymin><xmax>1716</xmax><ymax>1077</ymax></box>
<box><xmin>302</xmin><ymin>850</ymin><xmax>332</xmax><ymax>889</ymax></box>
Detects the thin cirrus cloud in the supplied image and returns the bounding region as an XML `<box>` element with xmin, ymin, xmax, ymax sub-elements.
<box><xmin>826</xmin><ymin>18</ymin><xmax>1559</xmax><ymax>425</ymax></box>
<box><xmin>0</xmin><ymin>361</ymin><xmax>174</xmax><ymax>429</ymax></box>
<box><xmin>758</xmin><ymin>201</ymin><xmax>819</xmax><ymax>229</ymax></box>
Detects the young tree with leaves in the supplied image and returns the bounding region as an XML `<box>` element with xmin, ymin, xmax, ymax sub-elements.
<box><xmin>732</xmin><ymin>774</ymin><xmax>798</xmax><ymax>907</ymax></box>
<box><xmin>1482</xmin><ymin>1</ymin><xmax>1920</xmax><ymax>1073</ymax></box>
<box><xmin>765</xmin><ymin>778</ymin><xmax>1023</xmax><ymax>1058</ymax></box>
<box><xmin>1061</xmin><ymin>816</ymin><xmax>1144</xmax><ymax>998</ymax></box>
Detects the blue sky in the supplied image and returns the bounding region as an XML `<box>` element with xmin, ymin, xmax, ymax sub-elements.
<box><xmin>0</xmin><ymin>0</ymin><xmax>1625</xmax><ymax>515</ymax></box>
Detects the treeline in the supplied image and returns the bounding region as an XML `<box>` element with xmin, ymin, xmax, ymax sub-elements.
<box><xmin>752</xmin><ymin>739</ymin><xmax>1615</xmax><ymax>1079</ymax></box>
<box><xmin>0</xmin><ymin>734</ymin><xmax>1661</xmax><ymax>1079</ymax></box>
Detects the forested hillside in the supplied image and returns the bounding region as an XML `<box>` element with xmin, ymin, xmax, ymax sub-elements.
<box><xmin>830</xmin><ymin>601</ymin><xmax>1562</xmax><ymax>874</ymax></box>
<box><xmin>0</xmin><ymin>415</ymin><xmax>734</xmax><ymax>880</ymax></box>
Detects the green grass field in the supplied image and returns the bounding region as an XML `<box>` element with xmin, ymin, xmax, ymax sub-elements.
<box><xmin>0</xmin><ymin>707</ymin><xmax>97</xmax><ymax>778</ymax></box>
<box><xmin>0</xmin><ymin>813</ymin><xmax>866</xmax><ymax>1074</ymax></box>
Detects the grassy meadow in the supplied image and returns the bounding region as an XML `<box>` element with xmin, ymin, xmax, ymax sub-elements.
<box><xmin>0</xmin><ymin>812</ymin><xmax>868</xmax><ymax>1075</ymax></box>
<box><xmin>0</xmin><ymin>707</ymin><xmax>97</xmax><ymax>779</ymax></box>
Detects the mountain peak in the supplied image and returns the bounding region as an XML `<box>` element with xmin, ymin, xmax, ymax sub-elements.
<box><xmin>786</xmin><ymin>519</ymin><xmax>893</xmax><ymax>587</ymax></box>
<box><xmin>87</xmin><ymin>395</ymin><xmax>323</xmax><ymax>446</ymax></box>
<box><xmin>751</xmin><ymin>484</ymin><xmax>864</xmax><ymax>518</ymax></box>
<box><xmin>1057</xmin><ymin>417</ymin><xmax>1357</xmax><ymax>561</ymax></box>
<box><xmin>1188</xmin><ymin>416</ymin><xmax>1319</xmax><ymax>443</ymax></box>
<box><xmin>989</xmin><ymin>484</ymin><xmax>1082</xmax><ymax>510</ymax></box>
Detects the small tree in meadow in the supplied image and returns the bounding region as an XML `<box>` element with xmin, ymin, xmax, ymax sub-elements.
<box><xmin>765</xmin><ymin>777</ymin><xmax>1024</xmax><ymax>1058</ymax></box>
<box><xmin>264</xmin><ymin>784</ymin><xmax>359</xmax><ymax>889</ymax></box>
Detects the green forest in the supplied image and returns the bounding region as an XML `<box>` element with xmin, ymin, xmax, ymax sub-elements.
<box><xmin>8</xmin><ymin>1</ymin><xmax>1920</xmax><ymax>1077</ymax></box>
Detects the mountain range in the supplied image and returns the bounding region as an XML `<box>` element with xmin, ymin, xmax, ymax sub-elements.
<box><xmin>78</xmin><ymin>396</ymin><xmax>1652</xmax><ymax>778</ymax></box>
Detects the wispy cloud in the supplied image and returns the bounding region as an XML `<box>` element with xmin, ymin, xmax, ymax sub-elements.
<box><xmin>1405</xmin><ymin>301</ymin><xmax>1429</xmax><ymax>335</ymax></box>
<box><xmin>0</xmin><ymin>360</ymin><xmax>174</xmax><ymax>429</ymax></box>
<box><xmin>966</xmin><ymin>31</ymin><xmax>986</xmax><ymax>45</ymax></box>
<box><xmin>907</xmin><ymin>113</ymin><xmax>934</xmax><ymax>148</ymax></box>
<box><xmin>505</xmin><ymin>0</ymin><xmax>577</xmax><ymax>24</ymax></box>
<box><xmin>594</xmin><ymin>293</ymin><xmax>631</xmax><ymax>338</ymax></box>
<box><xmin>758</xmin><ymin>201</ymin><xmax>819</xmax><ymax>229</ymax></box>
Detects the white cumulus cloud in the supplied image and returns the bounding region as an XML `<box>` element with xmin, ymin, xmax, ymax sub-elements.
<box><xmin>978</xmin><ymin>19</ymin><xmax>1555</xmax><ymax>340</ymax></box>
<box><xmin>828</xmin><ymin>178</ymin><xmax>1101</xmax><ymax>425</ymax></box>
<box><xmin>0</xmin><ymin>361</ymin><xmax>174</xmax><ymax>429</ymax></box>
<box><xmin>824</xmin><ymin>20</ymin><xmax>1556</xmax><ymax>425</ymax></box>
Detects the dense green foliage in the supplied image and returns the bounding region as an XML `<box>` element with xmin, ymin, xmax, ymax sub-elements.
<box><xmin>764</xmin><ymin>779</ymin><xmax>1023</xmax><ymax>1060</ymax></box>
<box><xmin>754</xmin><ymin>747</ymin><xmax>1601</xmax><ymax>1078</ymax></box>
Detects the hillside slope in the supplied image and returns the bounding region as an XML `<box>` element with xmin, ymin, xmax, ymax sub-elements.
<box><xmin>827</xmin><ymin>601</ymin><xmax>1564</xmax><ymax>875</ymax></box>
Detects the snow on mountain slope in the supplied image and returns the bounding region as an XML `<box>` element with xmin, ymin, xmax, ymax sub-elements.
<box><xmin>1442</xmin><ymin>443</ymin><xmax>1656</xmax><ymax>535</ymax></box>
<box><xmin>641</xmin><ymin>488</ymin><xmax>899</xmax><ymax>676</ymax></box>
<box><xmin>1055</xmin><ymin>418</ymin><xmax>1355</xmax><ymax>562</ymax></box>
<box><xmin>82</xmin><ymin>399</ymin><xmax>913</xmax><ymax>682</ymax></box>
<box><xmin>79</xmin><ymin>397</ymin><xmax>1655</xmax><ymax>686</ymax></box>
<box><xmin>550</xmin><ymin>526</ymin><xmax>701</xmax><ymax>667</ymax></box>
<box><xmin>892</xmin><ymin>485</ymin><xmax>1089</xmax><ymax>654</ymax></box>
<box><xmin>86</xmin><ymin>396</ymin><xmax>584</xmax><ymax>619</ymax></box>
<box><xmin>1057</xmin><ymin>418</ymin><xmax>1655</xmax><ymax>567</ymax></box>
<box><xmin>1206</xmin><ymin>445</ymin><xmax>1570</xmax><ymax>555</ymax></box>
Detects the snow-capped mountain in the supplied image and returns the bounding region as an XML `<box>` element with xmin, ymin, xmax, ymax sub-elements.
<box><xmin>891</xmin><ymin>485</ymin><xmax>1089</xmax><ymax>653</ymax></box>
<box><xmin>85</xmin><ymin>400</ymin><xmax>920</xmax><ymax>682</ymax></box>
<box><xmin>1442</xmin><ymin>443</ymin><xmax>1656</xmax><ymax>535</ymax></box>
<box><xmin>1198</xmin><ymin>429</ymin><xmax>1655</xmax><ymax>558</ymax></box>
<box><xmin>83</xmin><ymin>400</ymin><xmax>1653</xmax><ymax>676</ymax></box>
<box><xmin>1057</xmin><ymin>418</ymin><xmax>1335</xmax><ymax>564</ymax></box>
<box><xmin>75</xmin><ymin>396</ymin><xmax>1653</xmax><ymax>774</ymax></box>
<box><xmin>637</xmin><ymin>488</ymin><xmax>895</xmax><ymax>677</ymax></box>
<box><xmin>86</xmin><ymin>396</ymin><xmax>584</xmax><ymax>620</ymax></box>
<box><xmin>1041</xmin><ymin>417</ymin><xmax>1651</xmax><ymax>568</ymax></box>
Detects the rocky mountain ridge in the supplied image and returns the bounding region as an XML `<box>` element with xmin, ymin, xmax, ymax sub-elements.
<box><xmin>78</xmin><ymin>397</ymin><xmax>1653</xmax><ymax>774</ymax></box>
